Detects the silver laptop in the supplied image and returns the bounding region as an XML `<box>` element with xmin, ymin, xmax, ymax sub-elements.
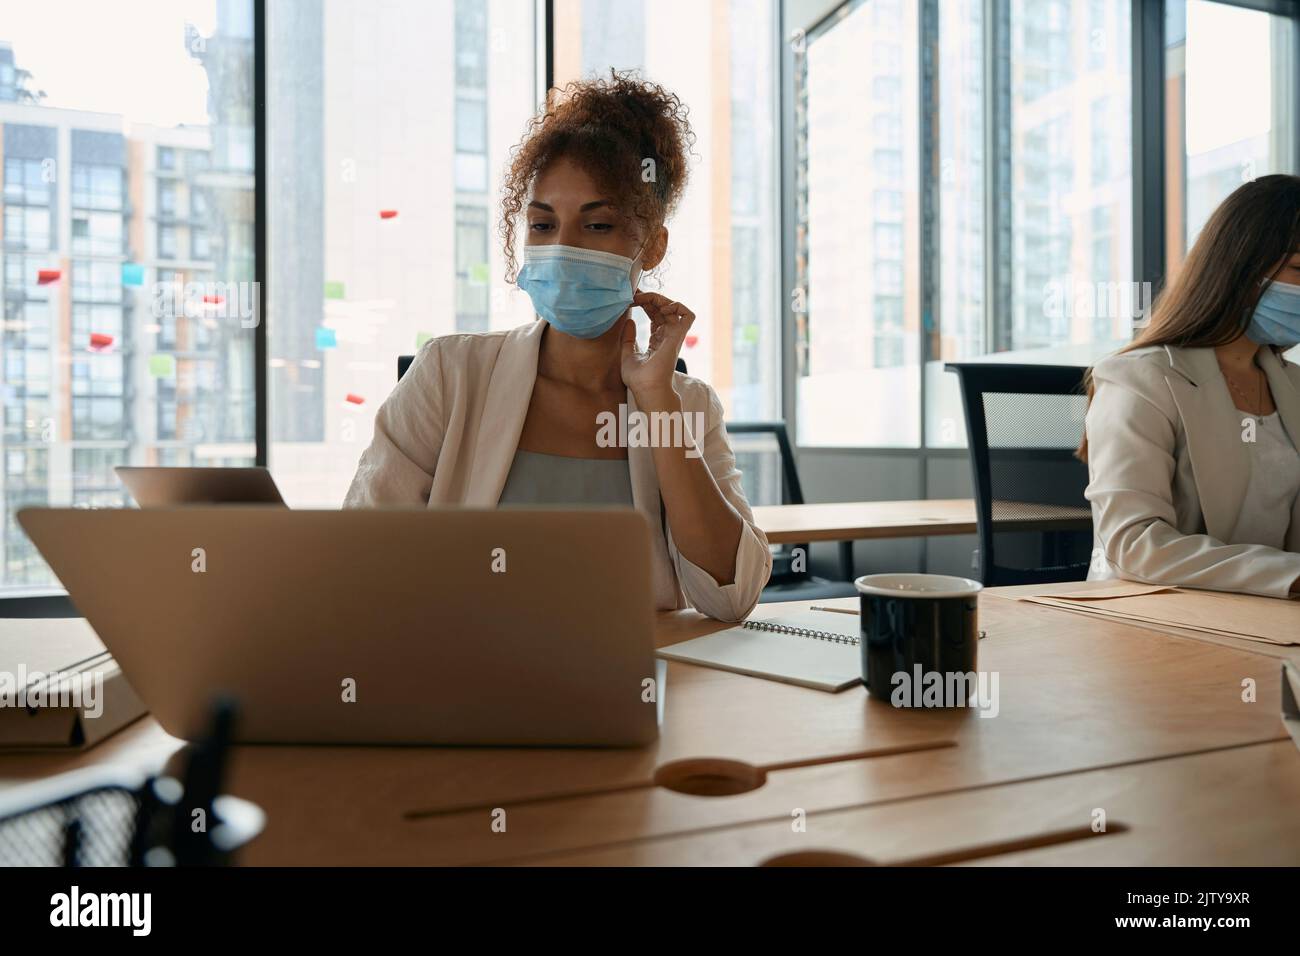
<box><xmin>115</xmin><ymin>466</ymin><xmax>286</xmax><ymax>507</ymax></box>
<box><xmin>17</xmin><ymin>507</ymin><xmax>662</xmax><ymax>747</ymax></box>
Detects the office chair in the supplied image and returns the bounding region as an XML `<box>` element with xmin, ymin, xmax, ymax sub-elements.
<box><xmin>0</xmin><ymin>592</ymin><xmax>78</xmax><ymax>618</ymax></box>
<box><xmin>0</xmin><ymin>700</ymin><xmax>263</xmax><ymax>866</ymax></box>
<box><xmin>399</xmin><ymin>354</ymin><xmax>688</xmax><ymax>381</ymax></box>
<box><xmin>726</xmin><ymin>421</ymin><xmax>857</xmax><ymax>603</ymax></box>
<box><xmin>944</xmin><ymin>363</ymin><xmax>1095</xmax><ymax>587</ymax></box>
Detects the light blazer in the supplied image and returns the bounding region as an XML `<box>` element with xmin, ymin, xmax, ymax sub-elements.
<box><xmin>1085</xmin><ymin>343</ymin><xmax>1300</xmax><ymax>598</ymax></box>
<box><xmin>343</xmin><ymin>319</ymin><xmax>773</xmax><ymax>622</ymax></box>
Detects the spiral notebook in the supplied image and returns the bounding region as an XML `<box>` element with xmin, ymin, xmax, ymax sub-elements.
<box><xmin>656</xmin><ymin>609</ymin><xmax>862</xmax><ymax>692</ymax></box>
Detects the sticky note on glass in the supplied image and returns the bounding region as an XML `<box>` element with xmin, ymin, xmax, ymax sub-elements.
<box><xmin>415</xmin><ymin>331</ymin><xmax>434</xmax><ymax>349</ymax></box>
<box><xmin>89</xmin><ymin>332</ymin><xmax>114</xmax><ymax>349</ymax></box>
<box><xmin>38</xmin><ymin>269</ymin><xmax>61</xmax><ymax>285</ymax></box>
<box><xmin>345</xmin><ymin>393</ymin><xmax>365</xmax><ymax>405</ymax></box>
<box><xmin>379</xmin><ymin>209</ymin><xmax>398</xmax><ymax>219</ymax></box>
<box><xmin>323</xmin><ymin>280</ymin><xmax>345</xmax><ymax>300</ymax></box>
<box><xmin>469</xmin><ymin>262</ymin><xmax>489</xmax><ymax>284</ymax></box>
<box><xmin>148</xmin><ymin>354</ymin><xmax>176</xmax><ymax>378</ymax></box>
<box><xmin>122</xmin><ymin>263</ymin><xmax>145</xmax><ymax>287</ymax></box>
<box><xmin>684</xmin><ymin>335</ymin><xmax>699</xmax><ymax>348</ymax></box>
<box><xmin>316</xmin><ymin>327</ymin><xmax>337</xmax><ymax>349</ymax></box>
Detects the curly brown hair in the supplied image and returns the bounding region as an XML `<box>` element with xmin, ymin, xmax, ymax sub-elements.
<box><xmin>499</xmin><ymin>69</ymin><xmax>696</xmax><ymax>283</ymax></box>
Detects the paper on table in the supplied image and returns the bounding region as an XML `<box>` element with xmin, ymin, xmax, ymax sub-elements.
<box><xmin>1026</xmin><ymin>581</ymin><xmax>1176</xmax><ymax>600</ymax></box>
<box><xmin>1020</xmin><ymin>587</ymin><xmax>1299</xmax><ymax>646</ymax></box>
<box><xmin>1028</xmin><ymin>598</ymin><xmax>1255</xmax><ymax>640</ymax></box>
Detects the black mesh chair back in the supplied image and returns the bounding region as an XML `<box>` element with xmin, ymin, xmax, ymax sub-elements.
<box><xmin>0</xmin><ymin>784</ymin><xmax>142</xmax><ymax>866</ymax></box>
<box><xmin>0</xmin><ymin>700</ymin><xmax>262</xmax><ymax>866</ymax></box>
<box><xmin>726</xmin><ymin>422</ymin><xmax>856</xmax><ymax>600</ymax></box>
<box><xmin>727</xmin><ymin>422</ymin><xmax>804</xmax><ymax>582</ymax></box>
<box><xmin>725</xmin><ymin>422</ymin><xmax>802</xmax><ymax>508</ymax></box>
<box><xmin>945</xmin><ymin>363</ymin><xmax>1094</xmax><ymax>587</ymax></box>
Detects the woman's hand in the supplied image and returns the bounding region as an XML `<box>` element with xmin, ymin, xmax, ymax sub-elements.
<box><xmin>620</xmin><ymin>291</ymin><xmax>694</xmax><ymax>406</ymax></box>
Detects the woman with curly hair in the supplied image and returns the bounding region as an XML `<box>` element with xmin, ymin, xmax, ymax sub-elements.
<box><xmin>345</xmin><ymin>71</ymin><xmax>772</xmax><ymax>622</ymax></box>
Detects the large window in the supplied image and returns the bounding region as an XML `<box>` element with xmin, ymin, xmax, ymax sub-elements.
<box><xmin>1165</xmin><ymin>0</ymin><xmax>1298</xmax><ymax>271</ymax></box>
<box><xmin>798</xmin><ymin>0</ymin><xmax>1133</xmax><ymax>450</ymax></box>
<box><xmin>5</xmin><ymin>0</ymin><xmax>1298</xmax><ymax>595</ymax></box>
<box><xmin>0</xmin><ymin>1</ymin><xmax>256</xmax><ymax>591</ymax></box>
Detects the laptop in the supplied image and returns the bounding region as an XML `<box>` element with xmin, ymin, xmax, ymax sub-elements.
<box><xmin>115</xmin><ymin>466</ymin><xmax>287</xmax><ymax>507</ymax></box>
<box><xmin>17</xmin><ymin>507</ymin><xmax>662</xmax><ymax>747</ymax></box>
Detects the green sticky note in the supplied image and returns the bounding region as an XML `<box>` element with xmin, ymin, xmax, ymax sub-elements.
<box><xmin>415</xmin><ymin>331</ymin><xmax>435</xmax><ymax>349</ymax></box>
<box><xmin>149</xmin><ymin>354</ymin><xmax>176</xmax><ymax>378</ymax></box>
<box><xmin>324</xmin><ymin>280</ymin><xmax>345</xmax><ymax>300</ymax></box>
<box><xmin>469</xmin><ymin>263</ymin><xmax>489</xmax><ymax>285</ymax></box>
<box><xmin>741</xmin><ymin>325</ymin><xmax>760</xmax><ymax>345</ymax></box>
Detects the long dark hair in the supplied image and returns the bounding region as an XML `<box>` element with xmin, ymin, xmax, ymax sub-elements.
<box><xmin>1078</xmin><ymin>173</ymin><xmax>1300</xmax><ymax>461</ymax></box>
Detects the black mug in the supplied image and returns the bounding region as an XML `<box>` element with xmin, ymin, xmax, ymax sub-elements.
<box><xmin>855</xmin><ymin>573</ymin><xmax>982</xmax><ymax>706</ymax></box>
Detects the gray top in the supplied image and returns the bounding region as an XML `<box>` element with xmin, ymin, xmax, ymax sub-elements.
<box><xmin>498</xmin><ymin>448</ymin><xmax>634</xmax><ymax>507</ymax></box>
<box><xmin>1231</xmin><ymin>411</ymin><xmax>1300</xmax><ymax>550</ymax></box>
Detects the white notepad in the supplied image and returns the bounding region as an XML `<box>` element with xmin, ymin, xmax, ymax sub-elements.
<box><xmin>656</xmin><ymin>609</ymin><xmax>862</xmax><ymax>692</ymax></box>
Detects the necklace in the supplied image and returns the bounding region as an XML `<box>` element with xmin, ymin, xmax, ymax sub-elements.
<box><xmin>1222</xmin><ymin>362</ymin><xmax>1265</xmax><ymax>423</ymax></box>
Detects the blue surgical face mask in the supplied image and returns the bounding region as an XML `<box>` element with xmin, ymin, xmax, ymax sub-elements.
<box><xmin>517</xmin><ymin>243</ymin><xmax>641</xmax><ymax>339</ymax></box>
<box><xmin>1246</xmin><ymin>278</ymin><xmax>1300</xmax><ymax>348</ymax></box>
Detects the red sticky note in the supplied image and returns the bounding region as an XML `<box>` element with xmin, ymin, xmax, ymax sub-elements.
<box><xmin>38</xmin><ymin>269</ymin><xmax>61</xmax><ymax>285</ymax></box>
<box><xmin>202</xmin><ymin>294</ymin><xmax>224</xmax><ymax>304</ymax></box>
<box><xmin>345</xmin><ymin>393</ymin><xmax>365</xmax><ymax>405</ymax></box>
<box><xmin>89</xmin><ymin>332</ymin><xmax>114</xmax><ymax>349</ymax></box>
<box><xmin>685</xmin><ymin>335</ymin><xmax>699</xmax><ymax>348</ymax></box>
<box><xmin>379</xmin><ymin>209</ymin><xmax>398</xmax><ymax>219</ymax></box>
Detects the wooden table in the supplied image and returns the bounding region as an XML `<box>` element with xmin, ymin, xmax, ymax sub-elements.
<box><xmin>752</xmin><ymin>498</ymin><xmax>1092</xmax><ymax>544</ymax></box>
<box><xmin>526</xmin><ymin>741</ymin><xmax>1300</xmax><ymax>866</ymax></box>
<box><xmin>1</xmin><ymin>588</ymin><xmax>1295</xmax><ymax>866</ymax></box>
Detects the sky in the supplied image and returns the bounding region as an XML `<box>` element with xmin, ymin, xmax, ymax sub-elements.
<box><xmin>0</xmin><ymin>0</ymin><xmax>217</xmax><ymax>128</ymax></box>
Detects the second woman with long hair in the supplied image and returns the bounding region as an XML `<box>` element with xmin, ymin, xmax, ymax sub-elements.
<box><xmin>1082</xmin><ymin>174</ymin><xmax>1300</xmax><ymax>598</ymax></box>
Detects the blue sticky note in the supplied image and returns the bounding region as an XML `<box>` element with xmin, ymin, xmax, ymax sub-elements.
<box><xmin>315</xmin><ymin>326</ymin><xmax>337</xmax><ymax>349</ymax></box>
<box><xmin>122</xmin><ymin>263</ymin><xmax>145</xmax><ymax>287</ymax></box>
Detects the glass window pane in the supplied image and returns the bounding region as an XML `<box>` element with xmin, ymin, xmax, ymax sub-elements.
<box><xmin>553</xmin><ymin>0</ymin><xmax>781</xmax><ymax>422</ymax></box>
<box><xmin>266</xmin><ymin>0</ymin><xmax>538</xmax><ymax>507</ymax></box>
<box><xmin>1007</xmin><ymin>0</ymin><xmax>1133</xmax><ymax>358</ymax></box>
<box><xmin>928</xmin><ymin>0</ymin><xmax>1133</xmax><ymax>449</ymax></box>
<box><xmin>797</xmin><ymin>0</ymin><xmax>921</xmax><ymax>447</ymax></box>
<box><xmin>1165</xmin><ymin>0</ymin><xmax>1298</xmax><ymax>269</ymax></box>
<box><xmin>0</xmin><ymin>2</ymin><xmax>256</xmax><ymax>591</ymax></box>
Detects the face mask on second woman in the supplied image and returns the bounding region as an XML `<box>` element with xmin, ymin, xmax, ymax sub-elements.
<box><xmin>1246</xmin><ymin>278</ymin><xmax>1300</xmax><ymax>348</ymax></box>
<box><xmin>516</xmin><ymin>243</ymin><xmax>643</xmax><ymax>339</ymax></box>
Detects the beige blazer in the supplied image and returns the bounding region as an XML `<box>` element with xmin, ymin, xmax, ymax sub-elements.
<box><xmin>343</xmin><ymin>319</ymin><xmax>772</xmax><ymax>622</ymax></box>
<box><xmin>1085</xmin><ymin>344</ymin><xmax>1300</xmax><ymax>598</ymax></box>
